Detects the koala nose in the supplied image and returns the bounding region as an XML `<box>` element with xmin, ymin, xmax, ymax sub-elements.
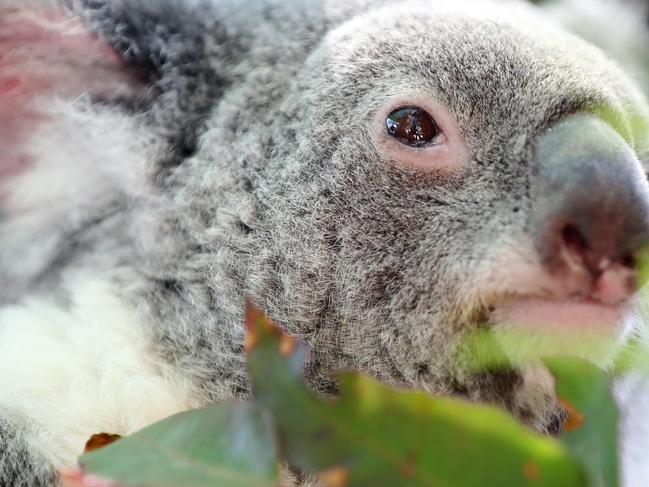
<box><xmin>532</xmin><ymin>115</ymin><xmax>649</xmax><ymax>302</ymax></box>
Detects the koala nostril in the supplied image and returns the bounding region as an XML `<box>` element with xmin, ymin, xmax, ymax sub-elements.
<box><xmin>559</xmin><ymin>223</ymin><xmax>628</xmax><ymax>277</ymax></box>
<box><xmin>556</xmin><ymin>223</ymin><xmax>639</xmax><ymax>303</ymax></box>
<box><xmin>561</xmin><ymin>224</ymin><xmax>587</xmax><ymax>251</ymax></box>
<box><xmin>560</xmin><ymin>223</ymin><xmax>639</xmax><ymax>272</ymax></box>
<box><xmin>561</xmin><ymin>224</ymin><xmax>589</xmax><ymax>262</ymax></box>
<box><xmin>621</xmin><ymin>253</ymin><xmax>636</xmax><ymax>270</ymax></box>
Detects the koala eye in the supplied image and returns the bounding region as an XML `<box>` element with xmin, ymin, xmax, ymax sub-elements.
<box><xmin>386</xmin><ymin>106</ymin><xmax>441</xmax><ymax>148</ymax></box>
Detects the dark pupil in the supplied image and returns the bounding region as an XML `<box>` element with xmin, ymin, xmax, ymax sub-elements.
<box><xmin>386</xmin><ymin>107</ymin><xmax>440</xmax><ymax>147</ymax></box>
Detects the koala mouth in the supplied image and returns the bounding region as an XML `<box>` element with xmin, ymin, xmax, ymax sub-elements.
<box><xmin>482</xmin><ymin>261</ymin><xmax>639</xmax><ymax>364</ymax></box>
<box><xmin>486</xmin><ymin>296</ymin><xmax>636</xmax><ymax>366</ymax></box>
<box><xmin>491</xmin><ymin>296</ymin><xmax>632</xmax><ymax>333</ymax></box>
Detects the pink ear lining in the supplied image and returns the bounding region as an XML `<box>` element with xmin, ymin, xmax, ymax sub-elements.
<box><xmin>0</xmin><ymin>5</ymin><xmax>143</xmax><ymax>200</ymax></box>
<box><xmin>0</xmin><ymin>6</ymin><xmax>135</xmax><ymax>94</ymax></box>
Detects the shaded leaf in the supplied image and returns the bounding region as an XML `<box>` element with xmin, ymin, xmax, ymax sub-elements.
<box><xmin>78</xmin><ymin>401</ymin><xmax>278</xmax><ymax>487</ymax></box>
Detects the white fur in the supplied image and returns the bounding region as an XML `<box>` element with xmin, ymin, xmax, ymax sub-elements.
<box><xmin>0</xmin><ymin>274</ymin><xmax>198</xmax><ymax>470</ymax></box>
<box><xmin>6</xmin><ymin>97</ymin><xmax>158</xmax><ymax>217</ymax></box>
<box><xmin>1</xmin><ymin>97</ymin><xmax>163</xmax><ymax>293</ymax></box>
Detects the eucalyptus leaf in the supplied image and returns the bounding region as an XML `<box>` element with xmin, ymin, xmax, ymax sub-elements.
<box><xmin>246</xmin><ymin>303</ymin><xmax>586</xmax><ymax>487</ymax></box>
<box><xmin>546</xmin><ymin>357</ymin><xmax>620</xmax><ymax>487</ymax></box>
<box><xmin>78</xmin><ymin>401</ymin><xmax>278</xmax><ymax>487</ymax></box>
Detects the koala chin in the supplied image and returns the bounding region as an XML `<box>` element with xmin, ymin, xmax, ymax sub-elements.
<box><xmin>2</xmin><ymin>0</ymin><xmax>649</xmax><ymax>485</ymax></box>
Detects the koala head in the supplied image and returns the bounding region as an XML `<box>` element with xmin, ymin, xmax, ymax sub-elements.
<box><xmin>7</xmin><ymin>0</ymin><xmax>649</xmax><ymax>433</ymax></box>
<box><xmin>132</xmin><ymin>0</ymin><xmax>649</xmax><ymax>431</ymax></box>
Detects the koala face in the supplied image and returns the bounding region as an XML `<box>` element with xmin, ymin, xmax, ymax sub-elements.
<box><xmin>169</xmin><ymin>0</ymin><xmax>649</xmax><ymax>428</ymax></box>
<box><xmin>4</xmin><ymin>0</ymin><xmax>649</xmax><ymax>440</ymax></box>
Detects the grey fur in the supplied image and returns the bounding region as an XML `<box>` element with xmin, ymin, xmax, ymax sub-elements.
<box><xmin>2</xmin><ymin>0</ymin><xmax>649</xmax><ymax>484</ymax></box>
<box><xmin>0</xmin><ymin>413</ymin><xmax>57</xmax><ymax>487</ymax></box>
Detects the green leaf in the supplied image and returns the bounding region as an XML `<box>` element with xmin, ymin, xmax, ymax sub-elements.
<box><xmin>545</xmin><ymin>357</ymin><xmax>620</xmax><ymax>487</ymax></box>
<box><xmin>246</xmin><ymin>304</ymin><xmax>585</xmax><ymax>487</ymax></box>
<box><xmin>78</xmin><ymin>401</ymin><xmax>278</xmax><ymax>487</ymax></box>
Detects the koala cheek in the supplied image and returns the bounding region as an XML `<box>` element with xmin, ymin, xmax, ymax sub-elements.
<box><xmin>372</xmin><ymin>97</ymin><xmax>469</xmax><ymax>173</ymax></box>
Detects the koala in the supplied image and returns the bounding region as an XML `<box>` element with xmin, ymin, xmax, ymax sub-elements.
<box><xmin>2</xmin><ymin>0</ymin><xmax>649</xmax><ymax>485</ymax></box>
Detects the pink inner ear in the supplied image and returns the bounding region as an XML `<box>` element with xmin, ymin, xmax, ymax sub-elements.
<box><xmin>0</xmin><ymin>5</ymin><xmax>142</xmax><ymax>196</ymax></box>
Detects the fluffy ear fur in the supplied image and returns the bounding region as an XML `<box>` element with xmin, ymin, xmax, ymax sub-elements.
<box><xmin>66</xmin><ymin>0</ymin><xmax>230</xmax><ymax>160</ymax></box>
<box><xmin>1</xmin><ymin>0</ymin><xmax>230</xmax><ymax>174</ymax></box>
<box><xmin>0</xmin><ymin>2</ymin><xmax>139</xmax><ymax>194</ymax></box>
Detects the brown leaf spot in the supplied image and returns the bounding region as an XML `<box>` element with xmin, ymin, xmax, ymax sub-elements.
<box><xmin>244</xmin><ymin>330</ymin><xmax>258</xmax><ymax>352</ymax></box>
<box><xmin>84</xmin><ymin>433</ymin><xmax>121</xmax><ymax>453</ymax></box>
<box><xmin>245</xmin><ymin>299</ymin><xmax>264</xmax><ymax>331</ymax></box>
<box><xmin>245</xmin><ymin>299</ymin><xmax>300</xmax><ymax>355</ymax></box>
<box><xmin>318</xmin><ymin>466</ymin><xmax>348</xmax><ymax>487</ymax></box>
<box><xmin>244</xmin><ymin>299</ymin><xmax>269</xmax><ymax>352</ymax></box>
<box><xmin>245</xmin><ymin>300</ymin><xmax>282</xmax><ymax>334</ymax></box>
<box><xmin>522</xmin><ymin>461</ymin><xmax>540</xmax><ymax>480</ymax></box>
<box><xmin>279</xmin><ymin>334</ymin><xmax>298</xmax><ymax>357</ymax></box>
<box><xmin>399</xmin><ymin>455</ymin><xmax>417</xmax><ymax>478</ymax></box>
<box><xmin>558</xmin><ymin>398</ymin><xmax>585</xmax><ymax>432</ymax></box>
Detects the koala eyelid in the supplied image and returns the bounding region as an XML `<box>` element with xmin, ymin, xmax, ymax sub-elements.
<box><xmin>373</xmin><ymin>99</ymin><xmax>468</xmax><ymax>173</ymax></box>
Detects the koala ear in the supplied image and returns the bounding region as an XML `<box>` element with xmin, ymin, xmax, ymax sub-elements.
<box><xmin>0</xmin><ymin>1</ymin><xmax>144</xmax><ymax>194</ymax></box>
<box><xmin>1</xmin><ymin>0</ymin><xmax>234</xmax><ymax>202</ymax></box>
<box><xmin>67</xmin><ymin>0</ymin><xmax>226</xmax><ymax>157</ymax></box>
<box><xmin>68</xmin><ymin>0</ymin><xmax>212</xmax><ymax>79</ymax></box>
<box><xmin>1</xmin><ymin>0</ymin><xmax>227</xmax><ymax>187</ymax></box>
<box><xmin>0</xmin><ymin>0</ymin><xmax>231</xmax><ymax>297</ymax></box>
